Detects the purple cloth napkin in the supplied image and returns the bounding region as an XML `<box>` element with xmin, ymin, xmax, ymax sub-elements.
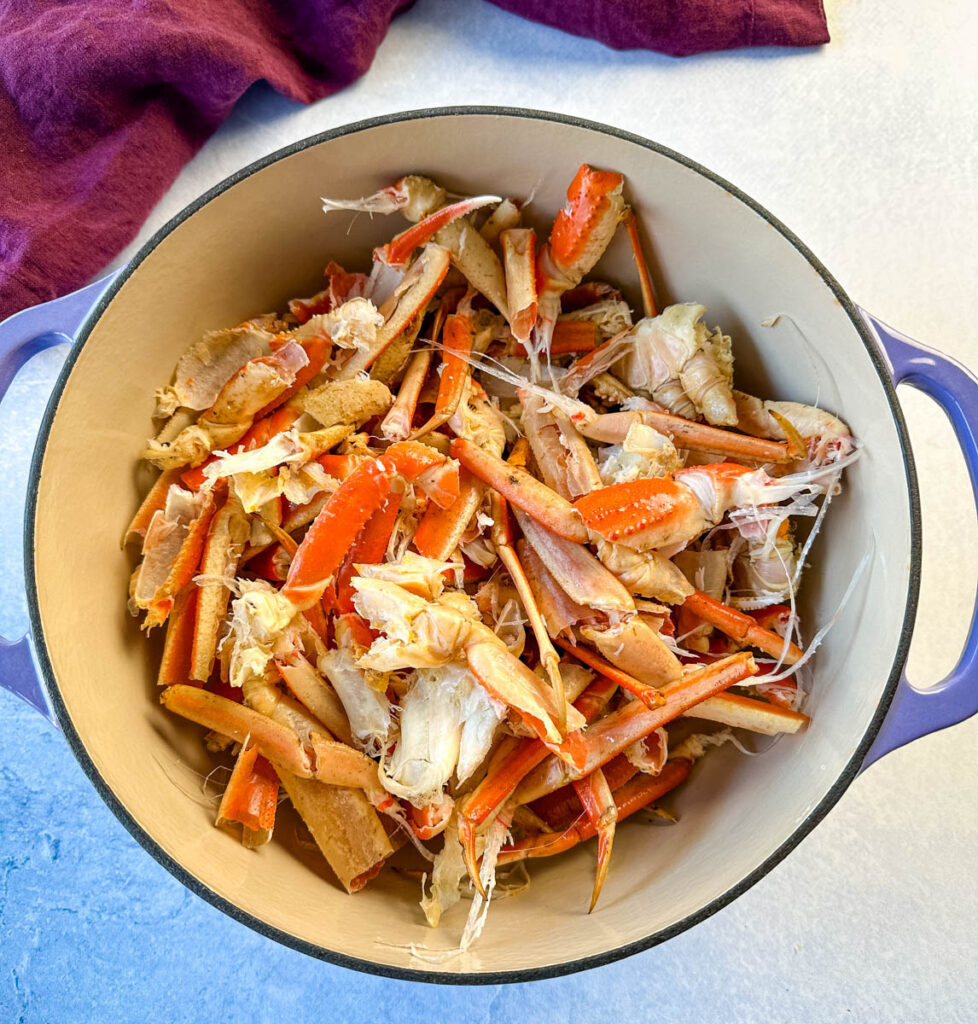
<box><xmin>0</xmin><ymin>0</ymin><xmax>828</xmax><ymax>320</ymax></box>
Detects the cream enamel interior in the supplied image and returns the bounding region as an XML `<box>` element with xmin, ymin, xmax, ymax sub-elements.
<box><xmin>31</xmin><ymin>112</ymin><xmax>912</xmax><ymax>978</ymax></box>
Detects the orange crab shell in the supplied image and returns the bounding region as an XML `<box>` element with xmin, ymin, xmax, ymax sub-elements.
<box><xmin>547</xmin><ymin>164</ymin><xmax>625</xmax><ymax>278</ymax></box>
<box><xmin>572</xmin><ymin>477</ymin><xmax>702</xmax><ymax>549</ymax></box>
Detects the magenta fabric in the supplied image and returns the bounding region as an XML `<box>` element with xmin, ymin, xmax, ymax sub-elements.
<box><xmin>0</xmin><ymin>0</ymin><xmax>828</xmax><ymax>319</ymax></box>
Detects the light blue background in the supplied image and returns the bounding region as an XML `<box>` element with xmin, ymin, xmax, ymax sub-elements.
<box><xmin>2</xmin><ymin>0</ymin><xmax>977</xmax><ymax>1020</ymax></box>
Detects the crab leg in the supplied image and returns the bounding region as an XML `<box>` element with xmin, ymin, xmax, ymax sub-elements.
<box><xmin>413</xmin><ymin>469</ymin><xmax>485</xmax><ymax>561</ymax></box>
<box><xmin>161</xmin><ymin>685</ymin><xmax>384</xmax><ymax>801</ymax></box>
<box><xmin>340</xmin><ymin>244</ymin><xmax>450</xmax><ymax>378</ymax></box>
<box><xmin>124</xmin><ymin>468</ymin><xmax>182</xmax><ymax>545</ymax></box>
<box><xmin>408</xmin><ymin>314</ymin><xmax>473</xmax><ymax>440</ymax></box>
<box><xmin>282</xmin><ymin>441</ymin><xmax>459</xmax><ymax>610</ymax></box>
<box><xmin>682</xmin><ymin>590</ymin><xmax>803</xmax><ymax>664</ymax></box>
<box><xmin>624</xmin><ymin>209</ymin><xmax>657</xmax><ymax>319</ymax></box>
<box><xmin>215</xmin><ymin>740</ymin><xmax>279</xmax><ymax>848</ymax></box>
<box><xmin>514</xmin><ymin>652</ymin><xmax>756</xmax><ymax>805</ymax></box>
<box><xmin>501</xmin><ymin>228</ymin><xmax>537</xmax><ymax>344</ymax></box>
<box><xmin>534</xmin><ymin>165</ymin><xmax>628</xmax><ymax>360</ymax></box>
<box><xmin>189</xmin><ymin>491</ymin><xmax>250</xmax><ymax>680</ymax></box>
<box><xmin>555</xmin><ymin>637</ymin><xmax>665</xmax><ymax>708</ymax></box>
<box><xmin>498</xmin><ymin>758</ymin><xmax>692</xmax><ymax>868</ymax></box>
<box><xmin>572</xmin><ymin>767</ymin><xmax>618</xmax><ymax>912</ymax></box>
<box><xmin>181</xmin><ymin>404</ymin><xmax>304</xmax><ymax>491</ymax></box>
<box><xmin>375</xmin><ymin>194</ymin><xmax>501</xmax><ymax>268</ymax></box>
<box><xmin>457</xmin><ymin>673</ymin><xmax>618</xmax><ymax>895</ymax></box>
<box><xmin>519</xmin><ymin>391</ymin><xmax>602</xmax><ymax>500</ymax></box>
<box><xmin>580</xmin><ymin>409</ymin><xmax>793</xmax><ymax>464</ymax></box>
<box><xmin>379</xmin><ymin>348</ymin><xmax>432</xmax><ymax>441</ymax></box>
<box><xmin>686</xmin><ymin>691</ymin><xmax>809</xmax><ymax>734</ymax></box>
<box><xmin>491</xmin><ymin>488</ymin><xmax>568</xmax><ymax>732</ymax></box>
<box><xmin>573</xmin><ymin>461</ymin><xmax>819</xmax><ymax>552</ymax></box>
<box><xmin>142</xmin><ymin>486</ymin><xmax>221</xmax><ymax>630</ymax></box>
<box><xmin>513</xmin><ymin>320</ymin><xmax>596</xmax><ymax>357</ymax></box>
<box><xmin>274</xmin><ymin>653</ymin><xmax>355</xmax><ymax>747</ymax></box>
<box><xmin>451</xmin><ymin>436</ymin><xmax>588</xmax><ymax>543</ymax></box>
<box><xmin>157</xmin><ymin>586</ymin><xmax>199</xmax><ymax>688</ymax></box>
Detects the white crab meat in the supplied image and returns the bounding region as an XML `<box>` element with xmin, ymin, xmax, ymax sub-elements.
<box><xmin>597</xmin><ymin>421</ymin><xmax>682</xmax><ymax>485</ymax></box>
<box><xmin>353</xmin><ymin>551</ymin><xmax>454</xmax><ymax>602</ymax></box>
<box><xmin>380</xmin><ymin>663</ymin><xmax>505</xmax><ymax>808</ymax></box>
<box><xmin>351</xmin><ymin>578</ymin><xmax>479</xmax><ymax>671</ymax></box>
<box><xmin>224</xmin><ymin>580</ymin><xmax>298</xmax><ymax>688</ymax></box>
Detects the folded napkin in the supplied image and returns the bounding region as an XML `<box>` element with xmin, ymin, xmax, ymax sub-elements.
<box><xmin>0</xmin><ymin>0</ymin><xmax>828</xmax><ymax>320</ymax></box>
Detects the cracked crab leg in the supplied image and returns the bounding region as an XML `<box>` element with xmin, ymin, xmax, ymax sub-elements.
<box><xmin>408</xmin><ymin>314</ymin><xmax>473</xmax><ymax>440</ymax></box>
<box><xmin>457</xmin><ymin>673</ymin><xmax>618</xmax><ymax>896</ymax></box>
<box><xmin>451</xmin><ymin>436</ymin><xmax>588</xmax><ymax>543</ymax></box>
<box><xmin>682</xmin><ymin>590</ymin><xmax>803</xmax><ymax>664</ymax></box>
<box><xmin>514</xmin><ymin>652</ymin><xmax>757</xmax><ymax>805</ymax></box>
<box><xmin>580</xmin><ymin>409</ymin><xmax>793</xmax><ymax>464</ymax></box>
<box><xmin>491</xmin><ymin>484</ymin><xmax>568</xmax><ymax>733</ymax></box>
<box><xmin>282</xmin><ymin>441</ymin><xmax>458</xmax><ymax>610</ymax></box>
<box><xmin>497</xmin><ymin>758</ymin><xmax>692</xmax><ymax>869</ymax></box>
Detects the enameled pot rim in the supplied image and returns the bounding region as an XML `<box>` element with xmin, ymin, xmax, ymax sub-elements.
<box><xmin>22</xmin><ymin>106</ymin><xmax>922</xmax><ymax>984</ymax></box>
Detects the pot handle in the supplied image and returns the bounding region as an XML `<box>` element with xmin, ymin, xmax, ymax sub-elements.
<box><xmin>0</xmin><ymin>274</ymin><xmax>119</xmax><ymax>725</ymax></box>
<box><xmin>858</xmin><ymin>310</ymin><xmax>978</xmax><ymax>768</ymax></box>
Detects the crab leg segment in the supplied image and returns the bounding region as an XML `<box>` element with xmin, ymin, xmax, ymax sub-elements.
<box><xmin>457</xmin><ymin>673</ymin><xmax>617</xmax><ymax>895</ymax></box>
<box><xmin>491</xmin><ymin>489</ymin><xmax>568</xmax><ymax>731</ymax></box>
<box><xmin>340</xmin><ymin>244</ymin><xmax>450</xmax><ymax>378</ymax></box>
<box><xmin>160</xmin><ymin>685</ymin><xmax>385</xmax><ymax>802</ymax></box>
<box><xmin>501</xmin><ymin>228</ymin><xmax>537</xmax><ymax>344</ymax></box>
<box><xmin>215</xmin><ymin>740</ymin><xmax>279</xmax><ymax>847</ymax></box>
<box><xmin>515</xmin><ymin>652</ymin><xmax>756</xmax><ymax>805</ymax></box>
<box><xmin>282</xmin><ymin>442</ymin><xmax>459</xmax><ymax>610</ymax></box>
<box><xmin>580</xmin><ymin>409</ymin><xmax>793</xmax><ymax>464</ymax></box>
<box><xmin>412</xmin><ymin>468</ymin><xmax>484</xmax><ymax>561</ymax></box>
<box><xmin>408</xmin><ymin>314</ymin><xmax>473</xmax><ymax>440</ymax></box>
<box><xmin>375</xmin><ymin>195</ymin><xmax>501</xmax><ymax>268</ymax></box>
<box><xmin>682</xmin><ymin>590</ymin><xmax>804</xmax><ymax>664</ymax></box>
<box><xmin>451</xmin><ymin>436</ymin><xmax>588</xmax><ymax>543</ymax></box>
<box><xmin>555</xmin><ymin>637</ymin><xmax>665</xmax><ymax>708</ymax></box>
<box><xmin>624</xmin><ymin>209</ymin><xmax>657</xmax><ymax>319</ymax></box>
<box><xmin>534</xmin><ymin>165</ymin><xmax>627</xmax><ymax>359</ymax></box>
<box><xmin>572</xmin><ymin>767</ymin><xmax>617</xmax><ymax>912</ymax></box>
<box><xmin>379</xmin><ymin>348</ymin><xmax>432</xmax><ymax>441</ymax></box>
<box><xmin>498</xmin><ymin>758</ymin><xmax>692</xmax><ymax>869</ymax></box>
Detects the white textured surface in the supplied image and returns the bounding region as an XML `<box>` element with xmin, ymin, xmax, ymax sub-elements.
<box><xmin>1</xmin><ymin>0</ymin><xmax>976</xmax><ymax>1019</ymax></box>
